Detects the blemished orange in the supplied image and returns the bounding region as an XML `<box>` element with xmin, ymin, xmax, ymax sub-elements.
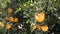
<box><xmin>14</xmin><ymin>17</ymin><xmax>18</xmax><ymax>22</ymax></box>
<box><xmin>41</xmin><ymin>25</ymin><xmax>48</xmax><ymax>32</ymax></box>
<box><xmin>8</xmin><ymin>7</ymin><xmax>13</xmax><ymax>14</ymax></box>
<box><xmin>35</xmin><ymin>12</ymin><xmax>45</xmax><ymax>23</ymax></box>
<box><xmin>6</xmin><ymin>24</ymin><xmax>12</xmax><ymax>30</ymax></box>
<box><xmin>10</xmin><ymin>17</ymin><xmax>14</xmax><ymax>22</ymax></box>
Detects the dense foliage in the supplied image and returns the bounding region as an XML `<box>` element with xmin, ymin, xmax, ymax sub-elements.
<box><xmin>0</xmin><ymin>0</ymin><xmax>60</xmax><ymax>34</ymax></box>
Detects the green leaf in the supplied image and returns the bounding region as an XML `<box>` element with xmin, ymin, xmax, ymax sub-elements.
<box><xmin>6</xmin><ymin>0</ymin><xmax>11</xmax><ymax>3</ymax></box>
<box><xmin>24</xmin><ymin>32</ymin><xmax>27</xmax><ymax>34</ymax></box>
<box><xmin>19</xmin><ymin>8</ymin><xmax>21</xmax><ymax>11</ymax></box>
<box><xmin>24</xmin><ymin>4</ymin><xmax>27</xmax><ymax>6</ymax></box>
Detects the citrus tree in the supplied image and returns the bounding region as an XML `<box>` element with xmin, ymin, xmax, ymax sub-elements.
<box><xmin>0</xmin><ymin>0</ymin><xmax>60</xmax><ymax>34</ymax></box>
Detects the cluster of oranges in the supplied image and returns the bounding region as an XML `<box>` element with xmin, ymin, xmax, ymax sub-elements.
<box><xmin>10</xmin><ymin>17</ymin><xmax>18</xmax><ymax>23</ymax></box>
<box><xmin>33</xmin><ymin>25</ymin><xmax>48</xmax><ymax>32</ymax></box>
<box><xmin>5</xmin><ymin>16</ymin><xmax>18</xmax><ymax>23</ymax></box>
<box><xmin>0</xmin><ymin>22</ymin><xmax>12</xmax><ymax>30</ymax></box>
<box><xmin>5</xmin><ymin>17</ymin><xmax>18</xmax><ymax>30</ymax></box>
<box><xmin>5</xmin><ymin>7</ymin><xmax>19</xmax><ymax>30</ymax></box>
<box><xmin>5</xmin><ymin>16</ymin><xmax>19</xmax><ymax>30</ymax></box>
<box><xmin>34</xmin><ymin>11</ymin><xmax>48</xmax><ymax>32</ymax></box>
<box><xmin>5</xmin><ymin>6</ymin><xmax>19</xmax><ymax>23</ymax></box>
<box><xmin>5</xmin><ymin>6</ymin><xmax>47</xmax><ymax>31</ymax></box>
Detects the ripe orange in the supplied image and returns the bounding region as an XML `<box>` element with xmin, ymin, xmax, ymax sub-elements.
<box><xmin>41</xmin><ymin>25</ymin><xmax>48</xmax><ymax>32</ymax></box>
<box><xmin>14</xmin><ymin>17</ymin><xmax>18</xmax><ymax>23</ymax></box>
<box><xmin>35</xmin><ymin>12</ymin><xmax>45</xmax><ymax>23</ymax></box>
<box><xmin>10</xmin><ymin>17</ymin><xmax>14</xmax><ymax>22</ymax></box>
<box><xmin>6</xmin><ymin>24</ymin><xmax>12</xmax><ymax>30</ymax></box>
<box><xmin>8</xmin><ymin>7</ymin><xmax>13</xmax><ymax>14</ymax></box>
<box><xmin>33</xmin><ymin>25</ymin><xmax>38</xmax><ymax>30</ymax></box>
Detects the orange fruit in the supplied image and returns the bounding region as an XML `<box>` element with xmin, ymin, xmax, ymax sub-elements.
<box><xmin>6</xmin><ymin>24</ymin><xmax>12</xmax><ymax>30</ymax></box>
<box><xmin>33</xmin><ymin>25</ymin><xmax>38</xmax><ymax>30</ymax></box>
<box><xmin>8</xmin><ymin>7</ymin><xmax>13</xmax><ymax>14</ymax></box>
<box><xmin>41</xmin><ymin>25</ymin><xmax>48</xmax><ymax>32</ymax></box>
<box><xmin>10</xmin><ymin>17</ymin><xmax>14</xmax><ymax>22</ymax></box>
<box><xmin>14</xmin><ymin>17</ymin><xmax>18</xmax><ymax>22</ymax></box>
<box><xmin>35</xmin><ymin>12</ymin><xmax>45</xmax><ymax>23</ymax></box>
